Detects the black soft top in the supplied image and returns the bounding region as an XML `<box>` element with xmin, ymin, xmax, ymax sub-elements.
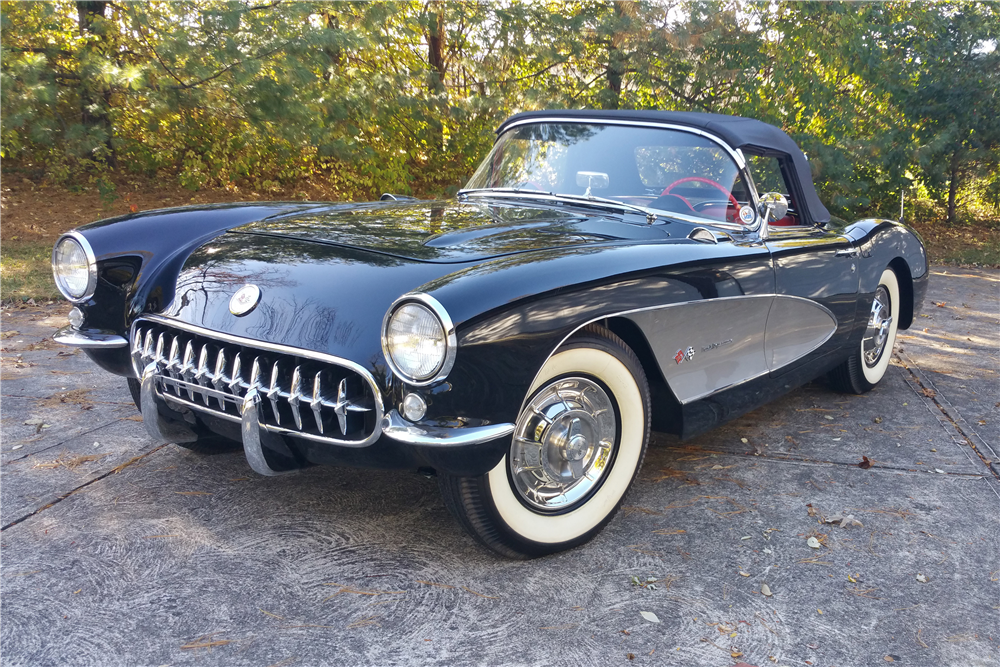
<box><xmin>498</xmin><ymin>109</ymin><xmax>830</xmax><ymax>225</ymax></box>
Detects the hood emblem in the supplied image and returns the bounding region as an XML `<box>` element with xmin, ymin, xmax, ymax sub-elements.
<box><xmin>229</xmin><ymin>284</ymin><xmax>262</xmax><ymax>316</ymax></box>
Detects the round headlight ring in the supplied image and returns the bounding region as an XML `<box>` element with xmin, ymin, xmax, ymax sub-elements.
<box><xmin>52</xmin><ymin>232</ymin><xmax>97</xmax><ymax>302</ymax></box>
<box><xmin>381</xmin><ymin>294</ymin><xmax>457</xmax><ymax>386</ymax></box>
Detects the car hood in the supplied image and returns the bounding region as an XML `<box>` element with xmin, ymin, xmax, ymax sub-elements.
<box><xmin>230</xmin><ymin>199</ymin><xmax>647</xmax><ymax>263</ymax></box>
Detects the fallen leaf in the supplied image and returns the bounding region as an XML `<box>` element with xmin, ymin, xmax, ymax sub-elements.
<box><xmin>761</xmin><ymin>583</ymin><xmax>772</xmax><ymax>597</ymax></box>
<box><xmin>731</xmin><ymin>648</ymin><xmax>743</xmax><ymax>658</ymax></box>
<box><xmin>640</xmin><ymin>611</ymin><xmax>660</xmax><ymax>623</ymax></box>
<box><xmin>626</xmin><ymin>653</ymin><xmax>635</xmax><ymax>661</ymax></box>
<box><xmin>807</xmin><ymin>537</ymin><xmax>822</xmax><ymax>549</ymax></box>
<box><xmin>884</xmin><ymin>656</ymin><xmax>895</xmax><ymax>662</ymax></box>
<box><xmin>806</xmin><ymin>503</ymin><xmax>817</xmax><ymax>517</ymax></box>
<box><xmin>739</xmin><ymin>570</ymin><xmax>750</xmax><ymax>577</ymax></box>
<box><xmin>824</xmin><ymin>512</ymin><xmax>863</xmax><ymax>528</ymax></box>
<box><xmin>859</xmin><ymin>456</ymin><xmax>873</xmax><ymax>469</ymax></box>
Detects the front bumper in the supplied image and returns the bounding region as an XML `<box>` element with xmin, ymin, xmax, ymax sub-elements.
<box><xmin>380</xmin><ymin>410</ymin><xmax>514</xmax><ymax>447</ymax></box>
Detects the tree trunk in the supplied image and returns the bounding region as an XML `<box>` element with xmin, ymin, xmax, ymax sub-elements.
<box><xmin>603</xmin><ymin>2</ymin><xmax>628</xmax><ymax>110</ymax></box>
<box><xmin>322</xmin><ymin>11</ymin><xmax>344</xmax><ymax>79</ymax></box>
<box><xmin>947</xmin><ymin>150</ymin><xmax>960</xmax><ymax>224</ymax></box>
<box><xmin>76</xmin><ymin>0</ymin><xmax>116</xmax><ymax>166</ymax></box>
<box><xmin>427</xmin><ymin>4</ymin><xmax>447</xmax><ymax>93</ymax></box>
<box><xmin>425</xmin><ymin>2</ymin><xmax>447</xmax><ymax>151</ymax></box>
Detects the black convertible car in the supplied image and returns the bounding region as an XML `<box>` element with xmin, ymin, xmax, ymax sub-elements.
<box><xmin>52</xmin><ymin>110</ymin><xmax>928</xmax><ymax>558</ymax></box>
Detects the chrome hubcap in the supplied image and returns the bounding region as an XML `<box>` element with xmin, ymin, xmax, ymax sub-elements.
<box><xmin>510</xmin><ymin>377</ymin><xmax>616</xmax><ymax>511</ymax></box>
<box><xmin>863</xmin><ymin>285</ymin><xmax>893</xmax><ymax>367</ymax></box>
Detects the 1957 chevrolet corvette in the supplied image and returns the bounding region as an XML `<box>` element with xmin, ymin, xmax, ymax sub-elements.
<box><xmin>52</xmin><ymin>110</ymin><xmax>928</xmax><ymax>557</ymax></box>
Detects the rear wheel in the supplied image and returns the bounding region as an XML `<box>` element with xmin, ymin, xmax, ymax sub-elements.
<box><xmin>829</xmin><ymin>268</ymin><xmax>900</xmax><ymax>394</ymax></box>
<box><xmin>439</xmin><ymin>325</ymin><xmax>651</xmax><ymax>558</ymax></box>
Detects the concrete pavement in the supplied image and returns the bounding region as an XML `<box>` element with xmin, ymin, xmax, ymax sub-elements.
<box><xmin>2</xmin><ymin>268</ymin><xmax>997</xmax><ymax>667</ymax></box>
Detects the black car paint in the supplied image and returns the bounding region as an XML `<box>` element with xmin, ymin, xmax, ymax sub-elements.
<box><xmin>70</xmin><ymin>193</ymin><xmax>927</xmax><ymax>477</ymax></box>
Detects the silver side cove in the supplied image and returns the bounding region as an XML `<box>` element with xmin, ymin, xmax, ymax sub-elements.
<box><xmin>625</xmin><ymin>295</ymin><xmax>836</xmax><ymax>404</ymax></box>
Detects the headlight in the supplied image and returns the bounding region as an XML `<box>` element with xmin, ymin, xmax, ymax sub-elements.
<box><xmin>382</xmin><ymin>295</ymin><xmax>456</xmax><ymax>385</ymax></box>
<box><xmin>52</xmin><ymin>233</ymin><xmax>97</xmax><ymax>302</ymax></box>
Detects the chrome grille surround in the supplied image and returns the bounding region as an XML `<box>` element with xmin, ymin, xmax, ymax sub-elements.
<box><xmin>130</xmin><ymin>316</ymin><xmax>383</xmax><ymax>447</ymax></box>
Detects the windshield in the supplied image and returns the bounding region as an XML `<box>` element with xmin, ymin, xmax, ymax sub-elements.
<box><xmin>465</xmin><ymin>122</ymin><xmax>755</xmax><ymax>225</ymax></box>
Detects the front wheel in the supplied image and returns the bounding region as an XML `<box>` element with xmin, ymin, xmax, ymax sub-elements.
<box><xmin>829</xmin><ymin>268</ymin><xmax>901</xmax><ymax>394</ymax></box>
<box><xmin>439</xmin><ymin>325</ymin><xmax>651</xmax><ymax>558</ymax></box>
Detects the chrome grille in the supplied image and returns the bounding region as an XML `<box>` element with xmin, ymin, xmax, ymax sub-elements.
<box><xmin>131</xmin><ymin>319</ymin><xmax>380</xmax><ymax>446</ymax></box>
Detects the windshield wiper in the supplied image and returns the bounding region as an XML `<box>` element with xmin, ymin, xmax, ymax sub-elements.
<box><xmin>552</xmin><ymin>193</ymin><xmax>656</xmax><ymax>221</ymax></box>
<box><xmin>458</xmin><ymin>187</ymin><xmax>556</xmax><ymax>197</ymax></box>
<box><xmin>458</xmin><ymin>188</ymin><xmax>658</xmax><ymax>223</ymax></box>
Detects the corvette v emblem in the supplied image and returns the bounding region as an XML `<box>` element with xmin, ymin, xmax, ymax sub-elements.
<box><xmin>229</xmin><ymin>284</ymin><xmax>261</xmax><ymax>316</ymax></box>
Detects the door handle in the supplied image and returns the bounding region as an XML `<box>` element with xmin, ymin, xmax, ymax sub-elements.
<box><xmin>835</xmin><ymin>248</ymin><xmax>859</xmax><ymax>258</ymax></box>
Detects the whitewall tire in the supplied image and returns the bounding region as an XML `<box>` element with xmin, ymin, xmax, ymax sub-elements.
<box><xmin>439</xmin><ymin>325</ymin><xmax>651</xmax><ymax>558</ymax></box>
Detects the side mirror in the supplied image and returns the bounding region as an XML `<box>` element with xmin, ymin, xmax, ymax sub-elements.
<box><xmin>576</xmin><ymin>171</ymin><xmax>609</xmax><ymax>197</ymax></box>
<box><xmin>758</xmin><ymin>192</ymin><xmax>789</xmax><ymax>222</ymax></box>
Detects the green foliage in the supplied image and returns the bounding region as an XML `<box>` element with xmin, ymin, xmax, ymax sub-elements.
<box><xmin>1</xmin><ymin>0</ymin><xmax>998</xmax><ymax>221</ymax></box>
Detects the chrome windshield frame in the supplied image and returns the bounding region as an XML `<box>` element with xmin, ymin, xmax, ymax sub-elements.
<box><xmin>472</xmin><ymin>117</ymin><xmax>764</xmax><ymax>234</ymax></box>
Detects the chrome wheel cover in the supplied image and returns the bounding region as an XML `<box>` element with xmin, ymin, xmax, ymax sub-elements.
<box><xmin>863</xmin><ymin>285</ymin><xmax>893</xmax><ymax>368</ymax></box>
<box><xmin>510</xmin><ymin>377</ymin><xmax>617</xmax><ymax>512</ymax></box>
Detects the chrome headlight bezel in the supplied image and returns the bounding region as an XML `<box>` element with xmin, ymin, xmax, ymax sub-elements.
<box><xmin>381</xmin><ymin>293</ymin><xmax>457</xmax><ymax>386</ymax></box>
<box><xmin>51</xmin><ymin>232</ymin><xmax>98</xmax><ymax>303</ymax></box>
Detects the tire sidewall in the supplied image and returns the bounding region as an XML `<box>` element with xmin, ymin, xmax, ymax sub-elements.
<box><xmin>483</xmin><ymin>340</ymin><xmax>647</xmax><ymax>548</ymax></box>
<box><xmin>861</xmin><ymin>269</ymin><xmax>900</xmax><ymax>386</ymax></box>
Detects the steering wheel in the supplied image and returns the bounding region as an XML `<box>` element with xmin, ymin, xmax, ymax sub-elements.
<box><xmin>661</xmin><ymin>177</ymin><xmax>740</xmax><ymax>209</ymax></box>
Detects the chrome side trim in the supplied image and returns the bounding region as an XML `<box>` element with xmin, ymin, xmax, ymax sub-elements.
<box><xmin>381</xmin><ymin>410</ymin><xmax>515</xmax><ymax>447</ymax></box>
<box><xmin>52</xmin><ymin>231</ymin><xmax>98</xmax><ymax>303</ymax></box>
<box><xmin>380</xmin><ymin>292</ymin><xmax>458</xmax><ymax>387</ymax></box>
<box><xmin>521</xmin><ymin>294</ymin><xmax>839</xmax><ymax>410</ymax></box>
<box><xmin>53</xmin><ymin>325</ymin><xmax>128</xmax><ymax>348</ymax></box>
<box><xmin>139</xmin><ymin>363</ymin><xmax>199</xmax><ymax>444</ymax></box>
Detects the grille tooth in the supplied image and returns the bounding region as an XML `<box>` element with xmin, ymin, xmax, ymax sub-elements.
<box><xmin>167</xmin><ymin>337</ymin><xmax>181</xmax><ymax>376</ymax></box>
<box><xmin>335</xmin><ymin>378</ymin><xmax>349</xmax><ymax>434</ymax></box>
<box><xmin>213</xmin><ymin>348</ymin><xmax>228</xmax><ymax>408</ymax></box>
<box><xmin>288</xmin><ymin>366</ymin><xmax>304</xmax><ymax>430</ymax></box>
<box><xmin>267</xmin><ymin>360</ymin><xmax>283</xmax><ymax>425</ymax></box>
<box><xmin>194</xmin><ymin>345</ymin><xmax>211</xmax><ymax>404</ymax></box>
<box><xmin>229</xmin><ymin>353</ymin><xmax>244</xmax><ymax>397</ymax></box>
<box><xmin>181</xmin><ymin>340</ymin><xmax>197</xmax><ymax>400</ymax></box>
<box><xmin>131</xmin><ymin>320</ymin><xmax>378</xmax><ymax>444</ymax></box>
<box><xmin>250</xmin><ymin>357</ymin><xmax>264</xmax><ymax>395</ymax></box>
<box><xmin>311</xmin><ymin>372</ymin><xmax>326</xmax><ymax>435</ymax></box>
<box><xmin>142</xmin><ymin>329</ymin><xmax>155</xmax><ymax>363</ymax></box>
<box><xmin>155</xmin><ymin>333</ymin><xmax>166</xmax><ymax>366</ymax></box>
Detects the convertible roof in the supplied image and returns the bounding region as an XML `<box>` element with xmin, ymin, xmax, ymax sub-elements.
<box><xmin>498</xmin><ymin>109</ymin><xmax>830</xmax><ymax>225</ymax></box>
